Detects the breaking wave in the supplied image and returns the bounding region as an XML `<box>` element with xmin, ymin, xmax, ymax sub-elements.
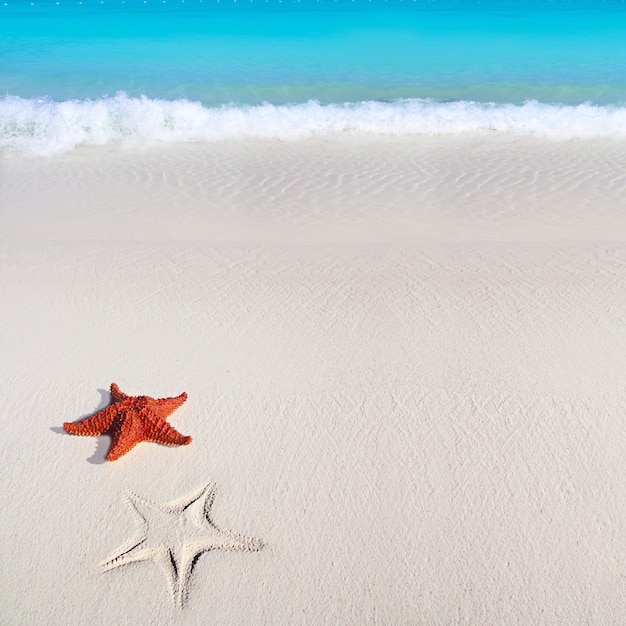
<box><xmin>3</xmin><ymin>93</ymin><xmax>626</xmax><ymax>156</ymax></box>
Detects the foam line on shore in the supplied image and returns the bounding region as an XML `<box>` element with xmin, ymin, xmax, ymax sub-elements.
<box><xmin>3</xmin><ymin>94</ymin><xmax>626</xmax><ymax>156</ymax></box>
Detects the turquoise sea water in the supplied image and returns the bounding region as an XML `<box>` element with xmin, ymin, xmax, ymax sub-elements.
<box><xmin>2</xmin><ymin>0</ymin><xmax>626</xmax><ymax>154</ymax></box>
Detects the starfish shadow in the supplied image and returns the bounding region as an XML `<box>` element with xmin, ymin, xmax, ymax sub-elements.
<box><xmin>89</xmin><ymin>388</ymin><xmax>113</xmax><ymax>414</ymax></box>
<box><xmin>86</xmin><ymin>435</ymin><xmax>112</xmax><ymax>465</ymax></box>
<box><xmin>52</xmin><ymin>388</ymin><xmax>112</xmax><ymax>464</ymax></box>
<box><xmin>52</xmin><ymin>425</ymin><xmax>111</xmax><ymax>464</ymax></box>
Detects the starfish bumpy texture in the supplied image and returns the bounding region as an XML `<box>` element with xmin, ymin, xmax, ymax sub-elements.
<box><xmin>101</xmin><ymin>482</ymin><xmax>264</xmax><ymax>607</ymax></box>
<box><xmin>63</xmin><ymin>383</ymin><xmax>191</xmax><ymax>461</ymax></box>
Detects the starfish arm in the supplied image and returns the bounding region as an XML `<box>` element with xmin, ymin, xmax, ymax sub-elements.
<box><xmin>100</xmin><ymin>538</ymin><xmax>149</xmax><ymax>571</ymax></box>
<box><xmin>192</xmin><ymin>532</ymin><xmax>264</xmax><ymax>553</ymax></box>
<box><xmin>179</xmin><ymin>482</ymin><xmax>216</xmax><ymax>517</ymax></box>
<box><xmin>100</xmin><ymin>496</ymin><xmax>149</xmax><ymax>570</ymax></box>
<box><xmin>102</xmin><ymin>545</ymin><xmax>180</xmax><ymax>603</ymax></box>
<box><xmin>177</xmin><ymin>545</ymin><xmax>204</xmax><ymax>608</ymax></box>
<box><xmin>156</xmin><ymin>392</ymin><xmax>188</xmax><ymax>418</ymax></box>
<box><xmin>188</xmin><ymin>484</ymin><xmax>263</xmax><ymax>551</ymax></box>
<box><xmin>151</xmin><ymin>548</ymin><xmax>180</xmax><ymax>604</ymax></box>
<box><xmin>176</xmin><ymin>534</ymin><xmax>263</xmax><ymax>607</ymax></box>
<box><xmin>145</xmin><ymin>420</ymin><xmax>192</xmax><ymax>447</ymax></box>
<box><xmin>101</xmin><ymin>544</ymin><xmax>171</xmax><ymax>570</ymax></box>
<box><xmin>110</xmin><ymin>382</ymin><xmax>129</xmax><ymax>402</ymax></box>
<box><xmin>106</xmin><ymin>425</ymin><xmax>143</xmax><ymax>461</ymax></box>
<box><xmin>63</xmin><ymin>405</ymin><xmax>117</xmax><ymax>437</ymax></box>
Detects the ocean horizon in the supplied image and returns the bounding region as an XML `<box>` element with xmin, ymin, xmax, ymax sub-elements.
<box><xmin>3</xmin><ymin>0</ymin><xmax>626</xmax><ymax>155</ymax></box>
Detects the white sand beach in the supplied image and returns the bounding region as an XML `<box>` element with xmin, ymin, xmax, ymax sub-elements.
<box><xmin>1</xmin><ymin>135</ymin><xmax>626</xmax><ymax>624</ymax></box>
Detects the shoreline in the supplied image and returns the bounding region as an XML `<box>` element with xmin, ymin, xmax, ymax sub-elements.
<box><xmin>3</xmin><ymin>134</ymin><xmax>626</xmax><ymax>243</ymax></box>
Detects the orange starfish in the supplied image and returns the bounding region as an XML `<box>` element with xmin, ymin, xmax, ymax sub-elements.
<box><xmin>63</xmin><ymin>383</ymin><xmax>192</xmax><ymax>461</ymax></box>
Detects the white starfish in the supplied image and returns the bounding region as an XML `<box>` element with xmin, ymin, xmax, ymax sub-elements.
<box><xmin>100</xmin><ymin>481</ymin><xmax>263</xmax><ymax>607</ymax></box>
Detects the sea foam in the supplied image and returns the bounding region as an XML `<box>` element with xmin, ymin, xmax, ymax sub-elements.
<box><xmin>3</xmin><ymin>93</ymin><xmax>626</xmax><ymax>156</ymax></box>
